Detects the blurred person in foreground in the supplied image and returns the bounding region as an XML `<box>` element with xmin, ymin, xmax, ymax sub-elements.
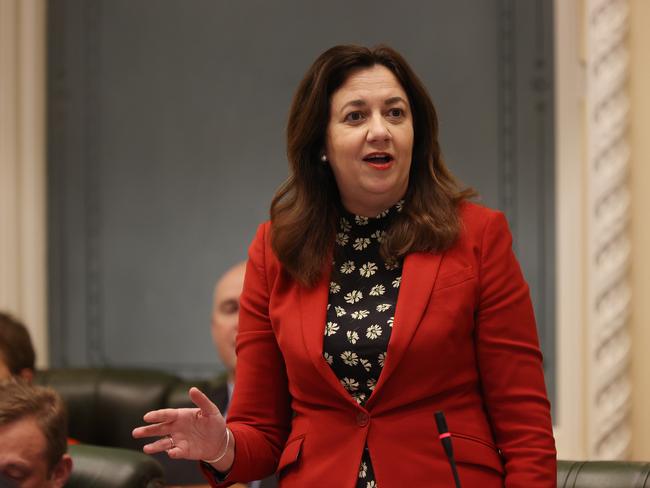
<box><xmin>0</xmin><ymin>312</ymin><xmax>36</xmax><ymax>382</ymax></box>
<box><xmin>134</xmin><ymin>44</ymin><xmax>556</xmax><ymax>487</ymax></box>
<box><xmin>0</xmin><ymin>380</ymin><xmax>72</xmax><ymax>488</ymax></box>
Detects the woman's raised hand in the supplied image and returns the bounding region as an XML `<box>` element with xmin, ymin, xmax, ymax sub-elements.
<box><xmin>132</xmin><ymin>387</ymin><xmax>231</xmax><ymax>464</ymax></box>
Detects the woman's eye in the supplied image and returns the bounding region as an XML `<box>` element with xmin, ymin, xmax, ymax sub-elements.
<box><xmin>387</xmin><ymin>108</ymin><xmax>404</xmax><ymax>118</ymax></box>
<box><xmin>344</xmin><ymin>111</ymin><xmax>364</xmax><ymax>123</ymax></box>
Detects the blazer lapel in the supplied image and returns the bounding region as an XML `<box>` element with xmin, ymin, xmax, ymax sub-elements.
<box><xmin>366</xmin><ymin>251</ymin><xmax>443</xmax><ymax>408</ymax></box>
<box><xmin>299</xmin><ymin>262</ymin><xmax>353</xmax><ymax>398</ymax></box>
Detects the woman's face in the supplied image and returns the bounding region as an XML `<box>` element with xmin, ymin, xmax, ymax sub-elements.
<box><xmin>325</xmin><ymin>64</ymin><xmax>414</xmax><ymax>217</ymax></box>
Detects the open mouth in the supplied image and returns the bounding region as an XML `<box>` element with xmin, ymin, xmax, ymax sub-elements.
<box><xmin>363</xmin><ymin>153</ymin><xmax>394</xmax><ymax>165</ymax></box>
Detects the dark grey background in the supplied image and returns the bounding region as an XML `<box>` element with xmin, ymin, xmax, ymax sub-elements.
<box><xmin>47</xmin><ymin>0</ymin><xmax>555</xmax><ymax>403</ymax></box>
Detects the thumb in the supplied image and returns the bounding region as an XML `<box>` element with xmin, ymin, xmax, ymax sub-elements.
<box><xmin>189</xmin><ymin>387</ymin><xmax>221</xmax><ymax>417</ymax></box>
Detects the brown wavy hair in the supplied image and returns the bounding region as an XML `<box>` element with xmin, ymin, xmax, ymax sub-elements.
<box><xmin>271</xmin><ymin>44</ymin><xmax>475</xmax><ymax>287</ymax></box>
<box><xmin>0</xmin><ymin>380</ymin><xmax>68</xmax><ymax>473</ymax></box>
<box><xmin>0</xmin><ymin>311</ymin><xmax>36</xmax><ymax>375</ymax></box>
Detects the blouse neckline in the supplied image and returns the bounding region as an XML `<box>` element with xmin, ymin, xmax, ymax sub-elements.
<box><xmin>338</xmin><ymin>199</ymin><xmax>404</xmax><ymax>233</ymax></box>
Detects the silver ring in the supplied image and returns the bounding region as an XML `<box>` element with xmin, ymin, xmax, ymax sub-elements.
<box><xmin>167</xmin><ymin>434</ymin><xmax>175</xmax><ymax>449</ymax></box>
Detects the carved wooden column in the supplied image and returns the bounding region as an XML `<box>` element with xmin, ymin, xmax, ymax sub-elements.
<box><xmin>585</xmin><ymin>0</ymin><xmax>632</xmax><ymax>459</ymax></box>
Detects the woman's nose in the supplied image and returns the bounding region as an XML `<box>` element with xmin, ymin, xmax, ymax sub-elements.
<box><xmin>366</xmin><ymin>114</ymin><xmax>391</xmax><ymax>142</ymax></box>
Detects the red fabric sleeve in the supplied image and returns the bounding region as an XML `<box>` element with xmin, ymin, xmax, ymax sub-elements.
<box><xmin>475</xmin><ymin>210</ymin><xmax>557</xmax><ymax>486</ymax></box>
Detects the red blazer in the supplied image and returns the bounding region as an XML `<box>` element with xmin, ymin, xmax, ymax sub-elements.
<box><xmin>207</xmin><ymin>202</ymin><xmax>556</xmax><ymax>487</ymax></box>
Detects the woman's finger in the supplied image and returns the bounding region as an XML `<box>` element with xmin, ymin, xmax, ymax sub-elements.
<box><xmin>143</xmin><ymin>408</ymin><xmax>179</xmax><ymax>423</ymax></box>
<box><xmin>132</xmin><ymin>422</ymin><xmax>171</xmax><ymax>439</ymax></box>
<box><xmin>142</xmin><ymin>435</ymin><xmax>176</xmax><ymax>455</ymax></box>
<box><xmin>166</xmin><ymin>446</ymin><xmax>184</xmax><ymax>459</ymax></box>
<box><xmin>189</xmin><ymin>387</ymin><xmax>221</xmax><ymax>416</ymax></box>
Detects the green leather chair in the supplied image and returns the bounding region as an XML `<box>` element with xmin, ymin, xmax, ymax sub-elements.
<box><xmin>67</xmin><ymin>444</ymin><xmax>164</xmax><ymax>488</ymax></box>
<box><xmin>35</xmin><ymin>368</ymin><xmax>221</xmax><ymax>485</ymax></box>
<box><xmin>558</xmin><ymin>460</ymin><xmax>650</xmax><ymax>487</ymax></box>
<box><xmin>35</xmin><ymin>368</ymin><xmax>216</xmax><ymax>450</ymax></box>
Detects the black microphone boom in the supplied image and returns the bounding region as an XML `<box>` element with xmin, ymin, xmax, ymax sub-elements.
<box><xmin>434</xmin><ymin>411</ymin><xmax>462</xmax><ymax>488</ymax></box>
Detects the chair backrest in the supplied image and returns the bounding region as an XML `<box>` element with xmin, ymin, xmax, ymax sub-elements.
<box><xmin>36</xmin><ymin>367</ymin><xmax>221</xmax><ymax>486</ymax></box>
<box><xmin>35</xmin><ymin>368</ymin><xmax>215</xmax><ymax>450</ymax></box>
<box><xmin>558</xmin><ymin>460</ymin><xmax>650</xmax><ymax>488</ymax></box>
<box><xmin>67</xmin><ymin>444</ymin><xmax>165</xmax><ymax>488</ymax></box>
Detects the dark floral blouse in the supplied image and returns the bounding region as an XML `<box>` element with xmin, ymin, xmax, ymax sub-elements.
<box><xmin>323</xmin><ymin>201</ymin><xmax>404</xmax><ymax>488</ymax></box>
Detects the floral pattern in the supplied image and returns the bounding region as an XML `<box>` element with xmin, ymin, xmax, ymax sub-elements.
<box><xmin>324</xmin><ymin>321</ymin><xmax>339</xmax><ymax>336</ymax></box>
<box><xmin>359</xmin><ymin>262</ymin><xmax>378</xmax><ymax>277</ymax></box>
<box><xmin>351</xmin><ymin>310</ymin><xmax>370</xmax><ymax>320</ymax></box>
<box><xmin>340</xmin><ymin>261</ymin><xmax>356</xmax><ymax>274</ymax></box>
<box><xmin>353</xmin><ymin>237</ymin><xmax>371</xmax><ymax>251</ymax></box>
<box><xmin>330</xmin><ymin>282</ymin><xmax>341</xmax><ymax>294</ymax></box>
<box><xmin>323</xmin><ymin>202</ymin><xmax>403</xmax><ymax>488</ymax></box>
<box><xmin>347</xmin><ymin>330</ymin><xmax>359</xmax><ymax>344</ymax></box>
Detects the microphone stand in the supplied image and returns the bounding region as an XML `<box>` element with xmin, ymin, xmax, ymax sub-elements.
<box><xmin>434</xmin><ymin>411</ymin><xmax>462</xmax><ymax>488</ymax></box>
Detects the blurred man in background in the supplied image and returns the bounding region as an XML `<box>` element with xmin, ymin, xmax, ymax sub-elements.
<box><xmin>0</xmin><ymin>312</ymin><xmax>35</xmax><ymax>383</ymax></box>
<box><xmin>211</xmin><ymin>262</ymin><xmax>246</xmax><ymax>396</ymax></box>
<box><xmin>210</xmin><ymin>262</ymin><xmax>276</xmax><ymax>488</ymax></box>
<box><xmin>0</xmin><ymin>380</ymin><xmax>72</xmax><ymax>488</ymax></box>
<box><xmin>157</xmin><ymin>262</ymin><xmax>274</xmax><ymax>487</ymax></box>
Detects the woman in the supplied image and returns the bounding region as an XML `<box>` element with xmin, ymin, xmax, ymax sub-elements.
<box><xmin>133</xmin><ymin>44</ymin><xmax>556</xmax><ymax>487</ymax></box>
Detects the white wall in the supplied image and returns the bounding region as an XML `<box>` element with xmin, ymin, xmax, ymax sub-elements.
<box><xmin>0</xmin><ymin>0</ymin><xmax>48</xmax><ymax>367</ymax></box>
<box><xmin>553</xmin><ymin>0</ymin><xmax>586</xmax><ymax>459</ymax></box>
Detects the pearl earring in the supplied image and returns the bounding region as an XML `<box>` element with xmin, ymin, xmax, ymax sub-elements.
<box><xmin>320</xmin><ymin>154</ymin><xmax>327</xmax><ymax>162</ymax></box>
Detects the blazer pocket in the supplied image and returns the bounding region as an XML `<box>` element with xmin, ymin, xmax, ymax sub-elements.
<box><xmin>451</xmin><ymin>432</ymin><xmax>504</xmax><ymax>475</ymax></box>
<box><xmin>276</xmin><ymin>434</ymin><xmax>305</xmax><ymax>476</ymax></box>
<box><xmin>434</xmin><ymin>266</ymin><xmax>476</xmax><ymax>291</ymax></box>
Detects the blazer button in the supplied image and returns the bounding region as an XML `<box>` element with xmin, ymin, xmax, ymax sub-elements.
<box><xmin>356</xmin><ymin>412</ymin><xmax>369</xmax><ymax>427</ymax></box>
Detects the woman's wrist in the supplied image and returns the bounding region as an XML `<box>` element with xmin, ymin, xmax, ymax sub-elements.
<box><xmin>203</xmin><ymin>427</ymin><xmax>236</xmax><ymax>472</ymax></box>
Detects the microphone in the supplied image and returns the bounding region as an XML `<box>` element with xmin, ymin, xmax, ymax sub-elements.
<box><xmin>434</xmin><ymin>411</ymin><xmax>462</xmax><ymax>488</ymax></box>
